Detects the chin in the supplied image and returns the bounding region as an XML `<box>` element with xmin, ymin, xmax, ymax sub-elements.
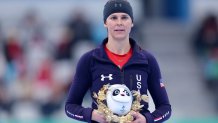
<box><xmin>113</xmin><ymin>36</ymin><xmax>128</xmax><ymax>41</ymax></box>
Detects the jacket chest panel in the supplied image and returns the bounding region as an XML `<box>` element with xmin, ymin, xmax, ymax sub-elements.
<box><xmin>124</xmin><ymin>69</ymin><xmax>148</xmax><ymax>94</ymax></box>
<box><xmin>90</xmin><ymin>63</ymin><xmax>149</xmax><ymax>95</ymax></box>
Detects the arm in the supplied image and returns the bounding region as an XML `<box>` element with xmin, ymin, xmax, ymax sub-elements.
<box><xmin>143</xmin><ymin>54</ymin><xmax>172</xmax><ymax>123</ymax></box>
<box><xmin>65</xmin><ymin>52</ymin><xmax>93</xmax><ymax>122</ymax></box>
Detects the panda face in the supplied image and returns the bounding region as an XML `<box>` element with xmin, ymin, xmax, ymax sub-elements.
<box><xmin>111</xmin><ymin>87</ymin><xmax>132</xmax><ymax>103</ymax></box>
<box><xmin>106</xmin><ymin>84</ymin><xmax>133</xmax><ymax>115</ymax></box>
<box><xmin>112</xmin><ymin>89</ymin><xmax>130</xmax><ymax>96</ymax></box>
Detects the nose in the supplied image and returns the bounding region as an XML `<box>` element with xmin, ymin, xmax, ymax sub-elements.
<box><xmin>117</xmin><ymin>18</ymin><xmax>123</xmax><ymax>26</ymax></box>
<box><xmin>121</xmin><ymin>94</ymin><xmax>125</xmax><ymax>96</ymax></box>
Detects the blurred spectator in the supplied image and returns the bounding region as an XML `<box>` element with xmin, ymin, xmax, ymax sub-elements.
<box><xmin>18</xmin><ymin>9</ymin><xmax>46</xmax><ymax>47</ymax></box>
<box><xmin>204</xmin><ymin>45</ymin><xmax>218</xmax><ymax>90</ymax></box>
<box><xmin>34</xmin><ymin>59</ymin><xmax>55</xmax><ymax>116</ymax></box>
<box><xmin>192</xmin><ymin>14</ymin><xmax>218</xmax><ymax>60</ymax></box>
<box><xmin>203</xmin><ymin>45</ymin><xmax>218</xmax><ymax>112</ymax></box>
<box><xmin>193</xmin><ymin>15</ymin><xmax>218</xmax><ymax>113</ymax></box>
<box><xmin>66</xmin><ymin>10</ymin><xmax>92</xmax><ymax>46</ymax></box>
<box><xmin>3</xmin><ymin>32</ymin><xmax>23</xmax><ymax>63</ymax></box>
<box><xmin>54</xmin><ymin>28</ymin><xmax>74</xmax><ymax>60</ymax></box>
<box><xmin>3</xmin><ymin>30</ymin><xmax>26</xmax><ymax>84</ymax></box>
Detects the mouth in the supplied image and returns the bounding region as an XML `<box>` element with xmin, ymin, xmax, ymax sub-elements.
<box><xmin>114</xmin><ymin>29</ymin><xmax>125</xmax><ymax>32</ymax></box>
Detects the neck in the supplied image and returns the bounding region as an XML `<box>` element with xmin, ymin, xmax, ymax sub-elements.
<box><xmin>106</xmin><ymin>37</ymin><xmax>131</xmax><ymax>55</ymax></box>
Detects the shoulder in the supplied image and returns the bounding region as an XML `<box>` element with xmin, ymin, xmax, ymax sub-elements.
<box><xmin>137</xmin><ymin>47</ymin><xmax>157</xmax><ymax>62</ymax></box>
<box><xmin>137</xmin><ymin>49</ymin><xmax>160</xmax><ymax>71</ymax></box>
<box><xmin>78</xmin><ymin>48</ymin><xmax>96</xmax><ymax>62</ymax></box>
<box><xmin>77</xmin><ymin>46</ymin><xmax>103</xmax><ymax>63</ymax></box>
<box><xmin>131</xmin><ymin>39</ymin><xmax>157</xmax><ymax>61</ymax></box>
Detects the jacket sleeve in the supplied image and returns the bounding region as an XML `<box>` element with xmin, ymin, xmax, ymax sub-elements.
<box><xmin>143</xmin><ymin>54</ymin><xmax>172</xmax><ymax>123</ymax></box>
<box><xmin>65</xmin><ymin>52</ymin><xmax>93</xmax><ymax>123</ymax></box>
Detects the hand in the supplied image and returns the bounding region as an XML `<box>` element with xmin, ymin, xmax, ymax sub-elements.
<box><xmin>91</xmin><ymin>109</ymin><xmax>107</xmax><ymax>123</ymax></box>
<box><xmin>130</xmin><ymin>111</ymin><xmax>147</xmax><ymax>123</ymax></box>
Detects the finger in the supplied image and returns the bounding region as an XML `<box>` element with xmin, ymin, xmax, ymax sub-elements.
<box><xmin>98</xmin><ymin>116</ymin><xmax>107</xmax><ymax>123</ymax></box>
<box><xmin>93</xmin><ymin>110</ymin><xmax>107</xmax><ymax>123</ymax></box>
<box><xmin>100</xmin><ymin>113</ymin><xmax>108</xmax><ymax>123</ymax></box>
<box><xmin>96</xmin><ymin>110</ymin><xmax>104</xmax><ymax>115</ymax></box>
<box><xmin>99</xmin><ymin>114</ymin><xmax>107</xmax><ymax>122</ymax></box>
<box><xmin>131</xmin><ymin>112</ymin><xmax>140</xmax><ymax>119</ymax></box>
<box><xmin>132</xmin><ymin>119</ymin><xmax>141</xmax><ymax>123</ymax></box>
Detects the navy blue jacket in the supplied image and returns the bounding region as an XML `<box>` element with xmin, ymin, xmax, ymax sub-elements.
<box><xmin>65</xmin><ymin>38</ymin><xmax>172</xmax><ymax>123</ymax></box>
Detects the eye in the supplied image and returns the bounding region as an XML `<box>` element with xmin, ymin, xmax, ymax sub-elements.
<box><xmin>110</xmin><ymin>16</ymin><xmax>117</xmax><ymax>20</ymax></box>
<box><xmin>121</xmin><ymin>16</ymin><xmax>129</xmax><ymax>20</ymax></box>
<box><xmin>123</xmin><ymin>90</ymin><xmax>130</xmax><ymax>96</ymax></box>
<box><xmin>113</xmin><ymin>89</ymin><xmax>120</xmax><ymax>96</ymax></box>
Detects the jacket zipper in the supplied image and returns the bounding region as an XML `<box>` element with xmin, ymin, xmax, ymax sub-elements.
<box><xmin>121</xmin><ymin>68</ymin><xmax>124</xmax><ymax>84</ymax></box>
<box><xmin>130</xmin><ymin>74</ymin><xmax>133</xmax><ymax>90</ymax></box>
<box><xmin>121</xmin><ymin>68</ymin><xmax>133</xmax><ymax>90</ymax></box>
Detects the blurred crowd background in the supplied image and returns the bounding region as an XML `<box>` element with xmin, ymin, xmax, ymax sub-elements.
<box><xmin>0</xmin><ymin>0</ymin><xmax>218</xmax><ymax>123</ymax></box>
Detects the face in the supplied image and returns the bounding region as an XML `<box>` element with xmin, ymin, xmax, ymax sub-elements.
<box><xmin>106</xmin><ymin>84</ymin><xmax>133</xmax><ymax>116</ymax></box>
<box><xmin>104</xmin><ymin>12</ymin><xmax>133</xmax><ymax>40</ymax></box>
<box><xmin>111</xmin><ymin>87</ymin><xmax>132</xmax><ymax>103</ymax></box>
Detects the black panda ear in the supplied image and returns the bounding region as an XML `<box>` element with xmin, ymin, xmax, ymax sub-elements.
<box><xmin>113</xmin><ymin>89</ymin><xmax>120</xmax><ymax>96</ymax></box>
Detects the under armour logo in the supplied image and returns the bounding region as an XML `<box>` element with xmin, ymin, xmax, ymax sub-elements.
<box><xmin>101</xmin><ymin>74</ymin><xmax>113</xmax><ymax>81</ymax></box>
<box><xmin>115</xmin><ymin>3</ymin><xmax>122</xmax><ymax>7</ymax></box>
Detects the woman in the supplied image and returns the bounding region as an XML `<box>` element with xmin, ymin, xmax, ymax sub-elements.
<box><xmin>65</xmin><ymin>0</ymin><xmax>172</xmax><ymax>123</ymax></box>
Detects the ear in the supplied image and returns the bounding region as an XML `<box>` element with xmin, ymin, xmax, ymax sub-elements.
<box><xmin>131</xmin><ymin>23</ymin><xmax>134</xmax><ymax>27</ymax></box>
<box><xmin>104</xmin><ymin>23</ymin><xmax>107</xmax><ymax>28</ymax></box>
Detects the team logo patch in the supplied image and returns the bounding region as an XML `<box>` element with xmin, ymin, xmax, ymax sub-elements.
<box><xmin>160</xmin><ymin>78</ymin><xmax>165</xmax><ymax>87</ymax></box>
<box><xmin>136</xmin><ymin>74</ymin><xmax>142</xmax><ymax>90</ymax></box>
<box><xmin>115</xmin><ymin>3</ymin><xmax>122</xmax><ymax>7</ymax></box>
<box><xmin>101</xmin><ymin>74</ymin><xmax>113</xmax><ymax>81</ymax></box>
